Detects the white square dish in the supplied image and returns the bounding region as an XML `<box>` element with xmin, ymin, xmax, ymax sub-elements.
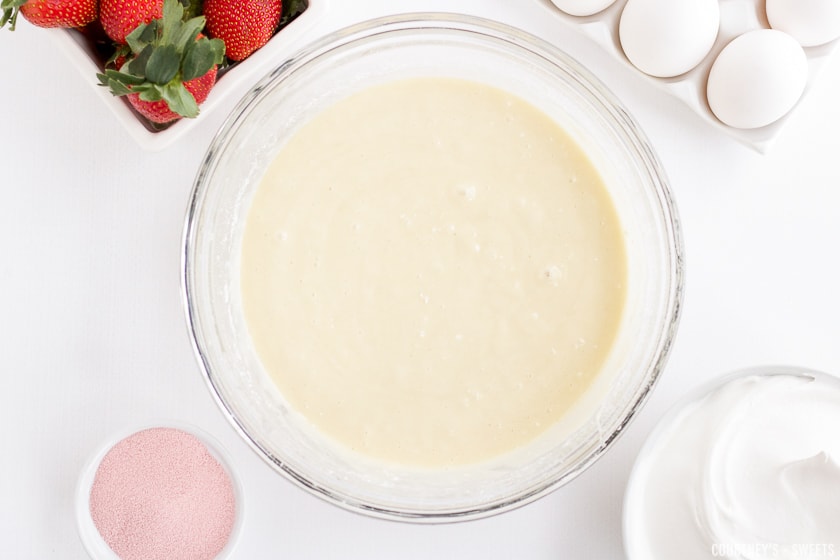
<box><xmin>50</xmin><ymin>0</ymin><xmax>327</xmax><ymax>151</ymax></box>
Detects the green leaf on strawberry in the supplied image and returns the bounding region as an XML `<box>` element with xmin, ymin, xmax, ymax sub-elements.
<box><xmin>127</xmin><ymin>20</ymin><xmax>159</xmax><ymax>53</ymax></box>
<box><xmin>97</xmin><ymin>0</ymin><xmax>224</xmax><ymax>124</ymax></box>
<box><xmin>173</xmin><ymin>15</ymin><xmax>204</xmax><ymax>51</ymax></box>
<box><xmin>138</xmin><ymin>86</ymin><xmax>163</xmax><ymax>102</ymax></box>
<box><xmin>97</xmin><ymin>71</ymin><xmax>148</xmax><ymax>97</ymax></box>
<box><xmin>146</xmin><ymin>44</ymin><xmax>181</xmax><ymax>84</ymax></box>
<box><xmin>1</xmin><ymin>0</ymin><xmax>29</xmax><ymax>30</ymax></box>
<box><xmin>126</xmin><ymin>44</ymin><xmax>154</xmax><ymax>78</ymax></box>
<box><xmin>158</xmin><ymin>0</ymin><xmax>181</xmax><ymax>43</ymax></box>
<box><xmin>160</xmin><ymin>81</ymin><xmax>198</xmax><ymax>118</ymax></box>
<box><xmin>183</xmin><ymin>37</ymin><xmax>221</xmax><ymax>80</ymax></box>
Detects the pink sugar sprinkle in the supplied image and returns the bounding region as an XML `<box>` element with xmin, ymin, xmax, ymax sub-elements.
<box><xmin>89</xmin><ymin>427</ymin><xmax>237</xmax><ymax>560</ymax></box>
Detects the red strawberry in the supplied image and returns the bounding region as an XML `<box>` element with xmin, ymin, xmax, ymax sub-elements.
<box><xmin>100</xmin><ymin>0</ymin><xmax>163</xmax><ymax>44</ymax></box>
<box><xmin>203</xmin><ymin>0</ymin><xmax>282</xmax><ymax>61</ymax></box>
<box><xmin>98</xmin><ymin>0</ymin><xmax>225</xmax><ymax>124</ymax></box>
<box><xmin>128</xmin><ymin>65</ymin><xmax>217</xmax><ymax>123</ymax></box>
<box><xmin>1</xmin><ymin>0</ymin><xmax>97</xmax><ymax>30</ymax></box>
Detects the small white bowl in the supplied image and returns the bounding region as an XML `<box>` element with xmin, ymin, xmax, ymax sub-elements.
<box><xmin>623</xmin><ymin>365</ymin><xmax>840</xmax><ymax>559</ymax></box>
<box><xmin>76</xmin><ymin>422</ymin><xmax>244</xmax><ymax>559</ymax></box>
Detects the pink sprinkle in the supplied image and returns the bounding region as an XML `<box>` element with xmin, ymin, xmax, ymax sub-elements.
<box><xmin>89</xmin><ymin>427</ymin><xmax>237</xmax><ymax>560</ymax></box>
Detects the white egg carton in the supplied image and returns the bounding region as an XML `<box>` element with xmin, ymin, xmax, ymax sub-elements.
<box><xmin>50</xmin><ymin>0</ymin><xmax>327</xmax><ymax>151</ymax></box>
<box><xmin>542</xmin><ymin>0</ymin><xmax>840</xmax><ymax>152</ymax></box>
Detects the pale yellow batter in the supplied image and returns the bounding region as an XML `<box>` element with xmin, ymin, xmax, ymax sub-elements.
<box><xmin>241</xmin><ymin>78</ymin><xmax>627</xmax><ymax>467</ymax></box>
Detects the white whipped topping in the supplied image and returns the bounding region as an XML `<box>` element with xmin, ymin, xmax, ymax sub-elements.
<box><xmin>625</xmin><ymin>371</ymin><xmax>840</xmax><ymax>560</ymax></box>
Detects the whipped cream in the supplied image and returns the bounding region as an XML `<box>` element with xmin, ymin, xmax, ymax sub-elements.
<box><xmin>625</xmin><ymin>370</ymin><xmax>840</xmax><ymax>560</ymax></box>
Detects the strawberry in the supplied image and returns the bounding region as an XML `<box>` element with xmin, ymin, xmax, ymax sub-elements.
<box><xmin>203</xmin><ymin>0</ymin><xmax>282</xmax><ymax>61</ymax></box>
<box><xmin>1</xmin><ymin>0</ymin><xmax>97</xmax><ymax>30</ymax></box>
<box><xmin>127</xmin><ymin>65</ymin><xmax>217</xmax><ymax>123</ymax></box>
<box><xmin>99</xmin><ymin>0</ymin><xmax>201</xmax><ymax>42</ymax></box>
<box><xmin>98</xmin><ymin>0</ymin><xmax>225</xmax><ymax>124</ymax></box>
<box><xmin>99</xmin><ymin>0</ymin><xmax>164</xmax><ymax>44</ymax></box>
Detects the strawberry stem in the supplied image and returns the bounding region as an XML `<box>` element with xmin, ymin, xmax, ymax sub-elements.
<box><xmin>0</xmin><ymin>0</ymin><xmax>27</xmax><ymax>30</ymax></box>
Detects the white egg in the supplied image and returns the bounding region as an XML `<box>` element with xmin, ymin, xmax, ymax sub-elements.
<box><xmin>767</xmin><ymin>0</ymin><xmax>840</xmax><ymax>47</ymax></box>
<box><xmin>707</xmin><ymin>30</ymin><xmax>808</xmax><ymax>130</ymax></box>
<box><xmin>619</xmin><ymin>0</ymin><xmax>720</xmax><ymax>78</ymax></box>
<box><xmin>550</xmin><ymin>0</ymin><xmax>618</xmax><ymax>17</ymax></box>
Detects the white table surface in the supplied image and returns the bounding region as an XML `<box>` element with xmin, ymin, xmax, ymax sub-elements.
<box><xmin>2</xmin><ymin>0</ymin><xmax>839</xmax><ymax>558</ymax></box>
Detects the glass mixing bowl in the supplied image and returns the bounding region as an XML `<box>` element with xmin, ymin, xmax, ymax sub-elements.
<box><xmin>182</xmin><ymin>13</ymin><xmax>684</xmax><ymax>522</ymax></box>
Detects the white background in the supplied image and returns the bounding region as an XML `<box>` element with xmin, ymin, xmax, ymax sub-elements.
<box><xmin>1</xmin><ymin>0</ymin><xmax>839</xmax><ymax>558</ymax></box>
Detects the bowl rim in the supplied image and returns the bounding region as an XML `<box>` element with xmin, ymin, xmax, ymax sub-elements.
<box><xmin>181</xmin><ymin>11</ymin><xmax>685</xmax><ymax>523</ymax></box>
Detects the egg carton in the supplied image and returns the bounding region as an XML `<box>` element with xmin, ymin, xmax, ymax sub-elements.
<box><xmin>49</xmin><ymin>0</ymin><xmax>327</xmax><ymax>151</ymax></box>
<box><xmin>540</xmin><ymin>0</ymin><xmax>840</xmax><ymax>152</ymax></box>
